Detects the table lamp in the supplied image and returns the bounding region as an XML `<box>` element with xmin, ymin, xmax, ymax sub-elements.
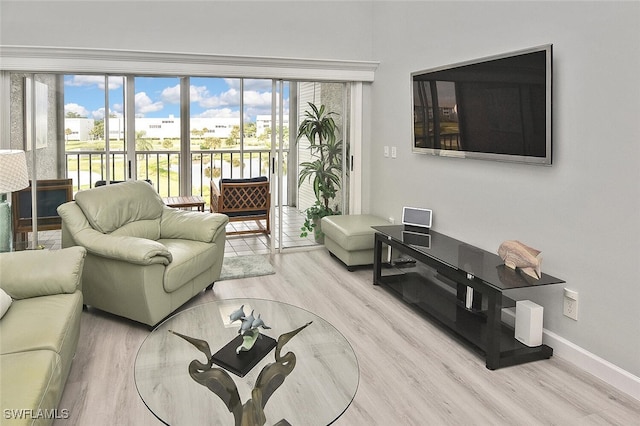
<box><xmin>0</xmin><ymin>150</ymin><xmax>30</xmax><ymax>252</ymax></box>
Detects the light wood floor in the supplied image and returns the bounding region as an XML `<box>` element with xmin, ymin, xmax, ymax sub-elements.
<box><xmin>57</xmin><ymin>250</ymin><xmax>640</xmax><ymax>425</ymax></box>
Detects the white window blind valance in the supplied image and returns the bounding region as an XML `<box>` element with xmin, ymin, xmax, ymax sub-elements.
<box><xmin>0</xmin><ymin>46</ymin><xmax>378</xmax><ymax>82</ymax></box>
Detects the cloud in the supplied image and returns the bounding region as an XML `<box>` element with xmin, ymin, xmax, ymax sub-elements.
<box><xmin>135</xmin><ymin>81</ymin><xmax>289</xmax><ymax>120</ymax></box>
<box><xmin>196</xmin><ymin>108</ymin><xmax>239</xmax><ymax>119</ymax></box>
<box><xmin>191</xmin><ymin>87</ymin><xmax>238</xmax><ymax>109</ymax></box>
<box><xmin>64</xmin><ymin>103</ymin><xmax>90</xmax><ymax>117</ymax></box>
<box><xmin>92</xmin><ymin>108</ymin><xmax>105</xmax><ymax>120</ymax></box>
<box><xmin>190</xmin><ymin>85</ymin><xmax>211</xmax><ymax>103</ymax></box>
<box><xmin>243</xmin><ymin>90</ymin><xmax>273</xmax><ymax>108</ymax></box>
<box><xmin>65</xmin><ymin>75</ymin><xmax>123</xmax><ymax>90</ymax></box>
<box><xmin>135</xmin><ymin>92</ymin><xmax>164</xmax><ymax>117</ymax></box>
<box><xmin>160</xmin><ymin>84</ymin><xmax>181</xmax><ymax>104</ymax></box>
<box><xmin>111</xmin><ymin>104</ymin><xmax>124</xmax><ymax>116</ymax></box>
<box><xmin>224</xmin><ymin>78</ymin><xmax>273</xmax><ymax>92</ymax></box>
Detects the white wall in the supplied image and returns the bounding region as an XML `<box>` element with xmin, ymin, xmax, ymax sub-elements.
<box><xmin>1</xmin><ymin>0</ymin><xmax>638</xmax><ymax>378</ymax></box>
<box><xmin>369</xmin><ymin>1</ymin><xmax>640</xmax><ymax>377</ymax></box>
<box><xmin>0</xmin><ymin>0</ymin><xmax>374</xmax><ymax>61</ymax></box>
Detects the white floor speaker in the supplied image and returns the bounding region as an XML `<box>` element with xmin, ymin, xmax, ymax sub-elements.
<box><xmin>515</xmin><ymin>300</ymin><xmax>543</xmax><ymax>347</ymax></box>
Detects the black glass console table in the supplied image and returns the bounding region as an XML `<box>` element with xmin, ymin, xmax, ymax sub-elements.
<box><xmin>373</xmin><ymin>225</ymin><xmax>565</xmax><ymax>370</ymax></box>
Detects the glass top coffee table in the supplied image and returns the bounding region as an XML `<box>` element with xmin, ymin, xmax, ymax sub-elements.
<box><xmin>135</xmin><ymin>298</ymin><xmax>359</xmax><ymax>425</ymax></box>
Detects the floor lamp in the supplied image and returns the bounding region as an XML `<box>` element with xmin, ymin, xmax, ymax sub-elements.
<box><xmin>0</xmin><ymin>150</ymin><xmax>29</xmax><ymax>252</ymax></box>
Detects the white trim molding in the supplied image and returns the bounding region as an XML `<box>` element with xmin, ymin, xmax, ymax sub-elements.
<box><xmin>544</xmin><ymin>330</ymin><xmax>640</xmax><ymax>402</ymax></box>
<box><xmin>0</xmin><ymin>46</ymin><xmax>379</xmax><ymax>82</ymax></box>
<box><xmin>502</xmin><ymin>307</ymin><xmax>640</xmax><ymax>401</ymax></box>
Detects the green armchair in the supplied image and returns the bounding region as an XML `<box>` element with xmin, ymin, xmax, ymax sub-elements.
<box><xmin>57</xmin><ymin>180</ymin><xmax>229</xmax><ymax>327</ymax></box>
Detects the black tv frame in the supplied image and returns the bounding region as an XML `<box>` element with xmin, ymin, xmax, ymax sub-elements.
<box><xmin>411</xmin><ymin>44</ymin><xmax>553</xmax><ymax>166</ymax></box>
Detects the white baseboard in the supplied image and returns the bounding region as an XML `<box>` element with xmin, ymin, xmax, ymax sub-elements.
<box><xmin>543</xmin><ymin>329</ymin><xmax>640</xmax><ymax>402</ymax></box>
<box><xmin>501</xmin><ymin>308</ymin><xmax>640</xmax><ymax>401</ymax></box>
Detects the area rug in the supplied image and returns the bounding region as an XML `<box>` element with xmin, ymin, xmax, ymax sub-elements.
<box><xmin>219</xmin><ymin>255</ymin><xmax>275</xmax><ymax>281</ymax></box>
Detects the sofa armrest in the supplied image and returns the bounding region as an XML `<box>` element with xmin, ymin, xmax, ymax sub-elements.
<box><xmin>0</xmin><ymin>246</ymin><xmax>86</xmax><ymax>300</ymax></box>
<box><xmin>160</xmin><ymin>207</ymin><xmax>229</xmax><ymax>243</ymax></box>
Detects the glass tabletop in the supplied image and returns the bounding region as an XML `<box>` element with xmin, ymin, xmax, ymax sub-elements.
<box><xmin>135</xmin><ymin>298</ymin><xmax>359</xmax><ymax>425</ymax></box>
<box><xmin>373</xmin><ymin>225</ymin><xmax>565</xmax><ymax>291</ymax></box>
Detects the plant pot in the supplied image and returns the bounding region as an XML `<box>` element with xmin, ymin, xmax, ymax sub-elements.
<box><xmin>313</xmin><ymin>218</ymin><xmax>325</xmax><ymax>244</ymax></box>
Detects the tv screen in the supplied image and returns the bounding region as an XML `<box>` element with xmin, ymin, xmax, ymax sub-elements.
<box><xmin>411</xmin><ymin>44</ymin><xmax>552</xmax><ymax>165</ymax></box>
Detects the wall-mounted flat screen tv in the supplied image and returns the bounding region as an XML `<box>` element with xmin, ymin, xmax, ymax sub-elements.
<box><xmin>411</xmin><ymin>44</ymin><xmax>552</xmax><ymax>165</ymax></box>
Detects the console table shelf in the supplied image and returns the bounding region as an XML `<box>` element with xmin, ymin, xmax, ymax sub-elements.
<box><xmin>373</xmin><ymin>226</ymin><xmax>564</xmax><ymax>370</ymax></box>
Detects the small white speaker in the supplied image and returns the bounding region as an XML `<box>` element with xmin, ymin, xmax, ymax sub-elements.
<box><xmin>515</xmin><ymin>300</ymin><xmax>543</xmax><ymax>347</ymax></box>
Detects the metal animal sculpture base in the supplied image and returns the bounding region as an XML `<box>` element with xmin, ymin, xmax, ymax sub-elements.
<box><xmin>169</xmin><ymin>321</ymin><xmax>312</xmax><ymax>426</ymax></box>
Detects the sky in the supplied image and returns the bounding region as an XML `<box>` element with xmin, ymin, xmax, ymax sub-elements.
<box><xmin>63</xmin><ymin>75</ymin><xmax>289</xmax><ymax>122</ymax></box>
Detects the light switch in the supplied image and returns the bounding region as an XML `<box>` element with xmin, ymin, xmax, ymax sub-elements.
<box><xmin>384</xmin><ymin>146</ymin><xmax>389</xmax><ymax>157</ymax></box>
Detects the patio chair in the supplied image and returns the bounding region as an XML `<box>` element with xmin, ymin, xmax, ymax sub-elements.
<box><xmin>210</xmin><ymin>177</ymin><xmax>270</xmax><ymax>235</ymax></box>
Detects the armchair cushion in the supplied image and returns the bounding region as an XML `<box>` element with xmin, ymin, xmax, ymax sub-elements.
<box><xmin>219</xmin><ymin>176</ymin><xmax>268</xmax><ymax>184</ymax></box>
<box><xmin>74</xmin><ymin>180</ymin><xmax>164</xmax><ymax>234</ymax></box>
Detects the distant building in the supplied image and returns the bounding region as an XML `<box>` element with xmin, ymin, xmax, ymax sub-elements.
<box><xmin>137</xmin><ymin>116</ymin><xmax>238</xmax><ymax>139</ymax></box>
<box><xmin>256</xmin><ymin>115</ymin><xmax>290</xmax><ymax>137</ymax></box>
<box><xmin>64</xmin><ymin>117</ymin><xmax>95</xmax><ymax>141</ymax></box>
<box><xmin>64</xmin><ymin>115</ymin><xmax>288</xmax><ymax>141</ymax></box>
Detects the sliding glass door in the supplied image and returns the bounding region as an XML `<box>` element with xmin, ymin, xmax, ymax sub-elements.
<box><xmin>4</xmin><ymin>69</ymin><xmax>362</xmax><ymax>253</ymax></box>
<box><xmin>291</xmin><ymin>81</ymin><xmax>351</xmax><ymax>249</ymax></box>
<box><xmin>64</xmin><ymin>74</ymin><xmax>128</xmax><ymax>191</ymax></box>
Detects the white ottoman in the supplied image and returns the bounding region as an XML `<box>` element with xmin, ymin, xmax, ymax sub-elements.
<box><xmin>321</xmin><ymin>214</ymin><xmax>389</xmax><ymax>271</ymax></box>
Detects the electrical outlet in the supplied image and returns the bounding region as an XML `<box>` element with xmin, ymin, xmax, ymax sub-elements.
<box><xmin>391</xmin><ymin>146</ymin><xmax>397</xmax><ymax>158</ymax></box>
<box><xmin>563</xmin><ymin>288</ymin><xmax>578</xmax><ymax>320</ymax></box>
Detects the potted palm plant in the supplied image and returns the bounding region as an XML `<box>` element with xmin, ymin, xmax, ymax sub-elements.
<box><xmin>297</xmin><ymin>103</ymin><xmax>342</xmax><ymax>242</ymax></box>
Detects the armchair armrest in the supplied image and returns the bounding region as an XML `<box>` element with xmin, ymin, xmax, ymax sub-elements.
<box><xmin>160</xmin><ymin>208</ymin><xmax>229</xmax><ymax>242</ymax></box>
<box><xmin>73</xmin><ymin>228</ymin><xmax>173</xmax><ymax>265</ymax></box>
<box><xmin>0</xmin><ymin>246</ymin><xmax>86</xmax><ymax>299</ymax></box>
<box><xmin>58</xmin><ymin>201</ymin><xmax>172</xmax><ymax>265</ymax></box>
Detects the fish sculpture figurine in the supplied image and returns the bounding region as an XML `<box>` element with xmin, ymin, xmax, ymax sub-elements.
<box><xmin>498</xmin><ymin>240</ymin><xmax>542</xmax><ymax>280</ymax></box>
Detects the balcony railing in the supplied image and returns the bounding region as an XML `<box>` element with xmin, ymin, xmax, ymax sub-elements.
<box><xmin>65</xmin><ymin>149</ymin><xmax>273</xmax><ymax>199</ymax></box>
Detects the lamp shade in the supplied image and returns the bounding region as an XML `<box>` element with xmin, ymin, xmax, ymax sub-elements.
<box><xmin>0</xmin><ymin>150</ymin><xmax>29</xmax><ymax>193</ymax></box>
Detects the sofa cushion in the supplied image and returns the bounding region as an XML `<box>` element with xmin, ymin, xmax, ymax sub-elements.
<box><xmin>0</xmin><ymin>247</ymin><xmax>85</xmax><ymax>299</ymax></box>
<box><xmin>160</xmin><ymin>239</ymin><xmax>219</xmax><ymax>292</ymax></box>
<box><xmin>0</xmin><ymin>292</ymin><xmax>82</xmax><ymax>359</ymax></box>
<box><xmin>0</xmin><ymin>351</ymin><xmax>63</xmax><ymax>424</ymax></box>
<box><xmin>74</xmin><ymin>180</ymin><xmax>164</xmax><ymax>234</ymax></box>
